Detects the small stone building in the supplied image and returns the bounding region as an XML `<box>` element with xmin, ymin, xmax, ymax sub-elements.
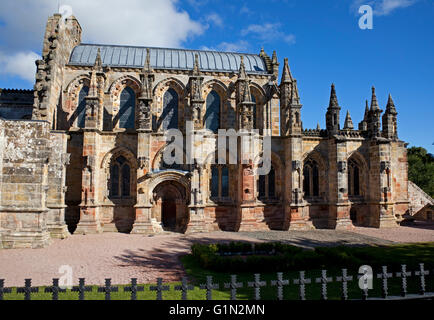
<box><xmin>0</xmin><ymin>14</ymin><xmax>415</xmax><ymax>248</ymax></box>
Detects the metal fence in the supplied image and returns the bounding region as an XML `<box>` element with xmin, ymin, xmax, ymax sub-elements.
<box><xmin>0</xmin><ymin>263</ymin><xmax>432</xmax><ymax>301</ymax></box>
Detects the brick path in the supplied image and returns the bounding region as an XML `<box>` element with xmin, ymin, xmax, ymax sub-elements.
<box><xmin>0</xmin><ymin>225</ymin><xmax>433</xmax><ymax>287</ymax></box>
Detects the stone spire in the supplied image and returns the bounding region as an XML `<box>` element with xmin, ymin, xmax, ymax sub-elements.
<box><xmin>326</xmin><ymin>83</ymin><xmax>341</xmax><ymax>134</ymax></box>
<box><xmin>358</xmin><ymin>100</ymin><xmax>369</xmax><ymax>131</ymax></box>
<box><xmin>271</xmin><ymin>50</ymin><xmax>279</xmax><ymax>78</ymax></box>
<box><xmin>343</xmin><ymin>110</ymin><xmax>354</xmax><ymax>130</ymax></box>
<box><xmin>237</xmin><ymin>56</ymin><xmax>255</xmax><ymax>130</ymax></box>
<box><xmin>93</xmin><ymin>48</ymin><xmax>103</xmax><ymax>72</ymax></box>
<box><xmin>370</xmin><ymin>86</ymin><xmax>379</xmax><ymax>111</ymax></box>
<box><xmin>279</xmin><ymin>58</ymin><xmax>302</xmax><ymax>136</ymax></box>
<box><xmin>238</xmin><ymin>55</ymin><xmax>248</xmax><ymax>80</ymax></box>
<box><xmin>317</xmin><ymin>123</ymin><xmax>321</xmax><ymax>130</ymax></box>
<box><xmin>142</xmin><ymin>48</ymin><xmax>153</xmax><ymax>73</ymax></box>
<box><xmin>281</xmin><ymin>58</ymin><xmax>293</xmax><ymax>84</ymax></box>
<box><xmin>382</xmin><ymin>93</ymin><xmax>398</xmax><ymax>139</ymax></box>
<box><xmin>364</xmin><ymin>100</ymin><xmax>369</xmax><ymax>119</ymax></box>
<box><xmin>385</xmin><ymin>94</ymin><xmax>397</xmax><ymax>115</ymax></box>
<box><xmin>329</xmin><ymin>83</ymin><xmax>339</xmax><ymax>109</ymax></box>
<box><xmin>193</xmin><ymin>53</ymin><xmax>201</xmax><ymax>76</ymax></box>
<box><xmin>368</xmin><ymin>86</ymin><xmax>382</xmax><ymax>138</ymax></box>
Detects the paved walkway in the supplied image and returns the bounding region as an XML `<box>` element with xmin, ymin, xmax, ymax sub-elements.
<box><xmin>0</xmin><ymin>224</ymin><xmax>433</xmax><ymax>287</ymax></box>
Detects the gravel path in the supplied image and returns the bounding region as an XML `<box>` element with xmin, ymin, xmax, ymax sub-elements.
<box><xmin>0</xmin><ymin>225</ymin><xmax>433</xmax><ymax>287</ymax></box>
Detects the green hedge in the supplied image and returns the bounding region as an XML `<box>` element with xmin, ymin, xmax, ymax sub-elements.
<box><xmin>190</xmin><ymin>242</ymin><xmax>434</xmax><ymax>273</ymax></box>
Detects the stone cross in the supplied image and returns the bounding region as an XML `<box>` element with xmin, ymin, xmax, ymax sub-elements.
<box><xmin>415</xmin><ymin>263</ymin><xmax>429</xmax><ymax>295</ymax></box>
<box><xmin>150</xmin><ymin>278</ymin><xmax>170</xmax><ymax>300</ymax></box>
<box><xmin>72</xmin><ymin>278</ymin><xmax>93</xmax><ymax>300</ymax></box>
<box><xmin>293</xmin><ymin>271</ymin><xmax>311</xmax><ymax>300</ymax></box>
<box><xmin>377</xmin><ymin>266</ymin><xmax>393</xmax><ymax>299</ymax></box>
<box><xmin>97</xmin><ymin>279</ymin><xmax>119</xmax><ymax>301</ymax></box>
<box><xmin>224</xmin><ymin>275</ymin><xmax>243</xmax><ymax>300</ymax></box>
<box><xmin>174</xmin><ymin>277</ymin><xmax>194</xmax><ymax>300</ymax></box>
<box><xmin>271</xmin><ymin>272</ymin><xmax>289</xmax><ymax>301</ymax></box>
<box><xmin>44</xmin><ymin>278</ymin><xmax>66</xmax><ymax>300</ymax></box>
<box><xmin>124</xmin><ymin>278</ymin><xmax>144</xmax><ymax>300</ymax></box>
<box><xmin>200</xmin><ymin>276</ymin><xmax>219</xmax><ymax>300</ymax></box>
<box><xmin>248</xmin><ymin>274</ymin><xmax>266</xmax><ymax>301</ymax></box>
<box><xmin>395</xmin><ymin>264</ymin><xmax>412</xmax><ymax>297</ymax></box>
<box><xmin>17</xmin><ymin>279</ymin><xmax>39</xmax><ymax>300</ymax></box>
<box><xmin>315</xmin><ymin>270</ymin><xmax>333</xmax><ymax>300</ymax></box>
<box><xmin>0</xmin><ymin>280</ymin><xmax>12</xmax><ymax>300</ymax></box>
<box><xmin>336</xmin><ymin>269</ymin><xmax>353</xmax><ymax>301</ymax></box>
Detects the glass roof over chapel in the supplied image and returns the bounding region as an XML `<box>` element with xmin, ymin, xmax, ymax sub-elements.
<box><xmin>69</xmin><ymin>44</ymin><xmax>269</xmax><ymax>74</ymax></box>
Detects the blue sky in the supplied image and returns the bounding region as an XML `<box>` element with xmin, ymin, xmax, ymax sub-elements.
<box><xmin>0</xmin><ymin>0</ymin><xmax>433</xmax><ymax>152</ymax></box>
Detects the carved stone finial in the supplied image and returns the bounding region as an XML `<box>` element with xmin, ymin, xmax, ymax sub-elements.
<box><xmin>343</xmin><ymin>110</ymin><xmax>354</xmax><ymax>130</ymax></box>
<box><xmin>385</xmin><ymin>94</ymin><xmax>397</xmax><ymax>115</ymax></box>
<box><xmin>238</xmin><ymin>55</ymin><xmax>247</xmax><ymax>79</ymax></box>
<box><xmin>370</xmin><ymin>86</ymin><xmax>379</xmax><ymax>111</ymax></box>
<box><xmin>329</xmin><ymin>83</ymin><xmax>339</xmax><ymax>109</ymax></box>
<box><xmin>193</xmin><ymin>53</ymin><xmax>201</xmax><ymax>76</ymax></box>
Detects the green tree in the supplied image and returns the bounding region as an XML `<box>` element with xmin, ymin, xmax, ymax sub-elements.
<box><xmin>407</xmin><ymin>146</ymin><xmax>434</xmax><ymax>197</ymax></box>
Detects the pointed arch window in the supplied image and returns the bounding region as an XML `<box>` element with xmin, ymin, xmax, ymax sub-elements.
<box><xmin>110</xmin><ymin>156</ymin><xmax>131</xmax><ymax>198</ymax></box>
<box><xmin>119</xmin><ymin>87</ymin><xmax>136</xmax><ymax>129</ymax></box>
<box><xmin>204</xmin><ymin>90</ymin><xmax>220</xmax><ymax>133</ymax></box>
<box><xmin>303</xmin><ymin>159</ymin><xmax>320</xmax><ymax>198</ymax></box>
<box><xmin>77</xmin><ymin>86</ymin><xmax>89</xmax><ymax>128</ymax></box>
<box><xmin>348</xmin><ymin>159</ymin><xmax>360</xmax><ymax>196</ymax></box>
<box><xmin>258</xmin><ymin>166</ymin><xmax>276</xmax><ymax>199</ymax></box>
<box><xmin>161</xmin><ymin>88</ymin><xmax>179</xmax><ymax>130</ymax></box>
<box><xmin>210</xmin><ymin>165</ymin><xmax>230</xmax><ymax>200</ymax></box>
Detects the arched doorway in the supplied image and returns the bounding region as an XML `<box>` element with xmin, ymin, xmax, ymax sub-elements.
<box><xmin>152</xmin><ymin>181</ymin><xmax>188</xmax><ymax>233</ymax></box>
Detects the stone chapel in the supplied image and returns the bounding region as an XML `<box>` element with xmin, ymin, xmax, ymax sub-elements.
<box><xmin>0</xmin><ymin>14</ymin><xmax>412</xmax><ymax>248</ymax></box>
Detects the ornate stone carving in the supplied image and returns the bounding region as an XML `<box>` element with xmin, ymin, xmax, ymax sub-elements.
<box><xmin>380</xmin><ymin>161</ymin><xmax>391</xmax><ymax>173</ymax></box>
<box><xmin>292</xmin><ymin>160</ymin><xmax>301</xmax><ymax>171</ymax></box>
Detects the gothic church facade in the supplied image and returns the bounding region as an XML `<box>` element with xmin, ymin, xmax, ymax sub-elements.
<box><xmin>0</xmin><ymin>14</ymin><xmax>409</xmax><ymax>248</ymax></box>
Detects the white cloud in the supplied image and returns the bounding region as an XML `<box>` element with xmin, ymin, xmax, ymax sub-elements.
<box><xmin>205</xmin><ymin>13</ymin><xmax>223</xmax><ymax>27</ymax></box>
<box><xmin>0</xmin><ymin>51</ymin><xmax>41</xmax><ymax>82</ymax></box>
<box><xmin>241</xmin><ymin>23</ymin><xmax>296</xmax><ymax>45</ymax></box>
<box><xmin>0</xmin><ymin>0</ymin><xmax>205</xmax><ymax>83</ymax></box>
<box><xmin>351</xmin><ymin>0</ymin><xmax>417</xmax><ymax>16</ymax></box>
<box><xmin>200</xmin><ymin>40</ymin><xmax>250</xmax><ymax>53</ymax></box>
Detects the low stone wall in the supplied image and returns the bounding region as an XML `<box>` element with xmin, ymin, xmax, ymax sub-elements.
<box><xmin>0</xmin><ymin>118</ymin><xmax>51</xmax><ymax>248</ymax></box>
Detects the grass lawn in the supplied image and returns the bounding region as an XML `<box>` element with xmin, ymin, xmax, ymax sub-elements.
<box><xmin>2</xmin><ymin>242</ymin><xmax>433</xmax><ymax>300</ymax></box>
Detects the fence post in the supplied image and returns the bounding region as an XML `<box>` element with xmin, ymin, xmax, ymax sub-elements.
<box><xmin>124</xmin><ymin>278</ymin><xmax>144</xmax><ymax>300</ymax></box>
<box><xmin>97</xmin><ymin>279</ymin><xmax>119</xmax><ymax>301</ymax></box>
<box><xmin>224</xmin><ymin>275</ymin><xmax>243</xmax><ymax>301</ymax></box>
<box><xmin>293</xmin><ymin>271</ymin><xmax>311</xmax><ymax>301</ymax></box>
<box><xmin>271</xmin><ymin>272</ymin><xmax>289</xmax><ymax>301</ymax></box>
<box><xmin>150</xmin><ymin>278</ymin><xmax>170</xmax><ymax>300</ymax></box>
<box><xmin>17</xmin><ymin>279</ymin><xmax>38</xmax><ymax>300</ymax></box>
<box><xmin>0</xmin><ymin>280</ymin><xmax>12</xmax><ymax>300</ymax></box>
<box><xmin>174</xmin><ymin>277</ymin><xmax>194</xmax><ymax>300</ymax></box>
<box><xmin>336</xmin><ymin>269</ymin><xmax>353</xmax><ymax>301</ymax></box>
<box><xmin>72</xmin><ymin>278</ymin><xmax>92</xmax><ymax>300</ymax></box>
<box><xmin>395</xmin><ymin>264</ymin><xmax>411</xmax><ymax>298</ymax></box>
<box><xmin>377</xmin><ymin>266</ymin><xmax>392</xmax><ymax>299</ymax></box>
<box><xmin>248</xmin><ymin>274</ymin><xmax>266</xmax><ymax>301</ymax></box>
<box><xmin>315</xmin><ymin>270</ymin><xmax>332</xmax><ymax>300</ymax></box>
<box><xmin>415</xmin><ymin>263</ymin><xmax>429</xmax><ymax>295</ymax></box>
<box><xmin>200</xmin><ymin>276</ymin><xmax>219</xmax><ymax>301</ymax></box>
<box><xmin>45</xmin><ymin>278</ymin><xmax>66</xmax><ymax>300</ymax></box>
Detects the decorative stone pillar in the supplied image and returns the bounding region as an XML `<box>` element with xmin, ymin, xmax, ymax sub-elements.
<box><xmin>46</xmin><ymin>133</ymin><xmax>71</xmax><ymax>239</ymax></box>
<box><xmin>186</xmin><ymin>162</ymin><xmax>206</xmax><ymax>233</ymax></box>
<box><xmin>328</xmin><ymin>140</ymin><xmax>352</xmax><ymax>229</ymax></box>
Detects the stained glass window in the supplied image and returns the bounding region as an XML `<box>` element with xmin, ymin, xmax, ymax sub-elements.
<box><xmin>204</xmin><ymin>90</ymin><xmax>220</xmax><ymax>133</ymax></box>
<box><xmin>162</xmin><ymin>88</ymin><xmax>178</xmax><ymax>130</ymax></box>
<box><xmin>119</xmin><ymin>87</ymin><xmax>135</xmax><ymax>129</ymax></box>
<box><xmin>77</xmin><ymin>86</ymin><xmax>89</xmax><ymax>128</ymax></box>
